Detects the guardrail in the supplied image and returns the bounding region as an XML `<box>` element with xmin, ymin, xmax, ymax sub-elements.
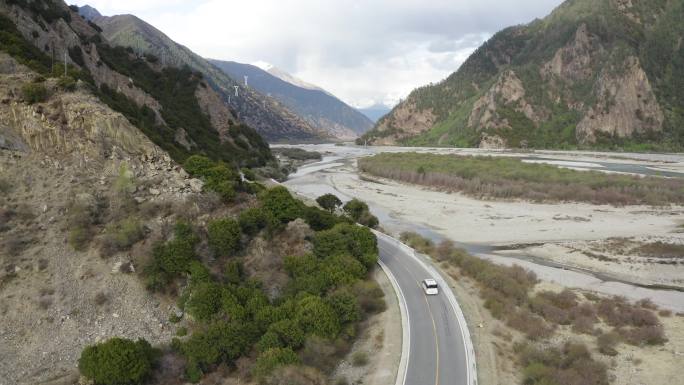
<box><xmin>373</xmin><ymin>230</ymin><xmax>478</xmax><ymax>385</ymax></box>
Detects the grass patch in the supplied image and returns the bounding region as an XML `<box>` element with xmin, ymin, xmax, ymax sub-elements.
<box><xmin>273</xmin><ymin>148</ymin><xmax>323</xmax><ymax>161</ymax></box>
<box><xmin>359</xmin><ymin>153</ymin><xmax>684</xmax><ymax>206</ymax></box>
<box><xmin>633</xmin><ymin>242</ymin><xmax>684</xmax><ymax>259</ymax></box>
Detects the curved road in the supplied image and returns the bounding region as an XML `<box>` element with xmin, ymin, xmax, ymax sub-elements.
<box><xmin>377</xmin><ymin>235</ymin><xmax>472</xmax><ymax>385</ymax></box>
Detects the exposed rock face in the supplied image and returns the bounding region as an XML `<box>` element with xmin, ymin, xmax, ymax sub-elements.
<box><xmin>576</xmin><ymin>56</ymin><xmax>664</xmax><ymax>143</ymax></box>
<box><xmin>541</xmin><ymin>24</ymin><xmax>602</xmax><ymax>84</ymax></box>
<box><xmin>468</xmin><ymin>70</ymin><xmax>545</xmax><ymax>130</ymax></box>
<box><xmin>0</xmin><ymin>54</ymin><xmax>199</xmax><ymax>384</ymax></box>
<box><xmin>370</xmin><ymin>101</ymin><xmax>436</xmax><ymax>145</ymax></box>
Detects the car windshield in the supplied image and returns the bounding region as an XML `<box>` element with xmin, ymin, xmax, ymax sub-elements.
<box><xmin>425</xmin><ymin>281</ymin><xmax>438</xmax><ymax>289</ymax></box>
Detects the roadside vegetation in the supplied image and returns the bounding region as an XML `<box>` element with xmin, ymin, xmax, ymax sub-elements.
<box><xmin>400</xmin><ymin>231</ymin><xmax>669</xmax><ymax>384</ymax></box>
<box><xmin>78</xmin><ymin>187</ymin><xmax>384</xmax><ymax>384</ymax></box>
<box><xmin>359</xmin><ymin>153</ymin><xmax>684</xmax><ymax>206</ymax></box>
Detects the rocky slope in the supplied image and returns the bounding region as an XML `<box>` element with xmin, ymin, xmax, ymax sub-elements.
<box><xmin>210</xmin><ymin>60</ymin><xmax>373</xmax><ymax>140</ymax></box>
<box><xmin>362</xmin><ymin>0</ymin><xmax>684</xmax><ymax>151</ymax></box>
<box><xmin>0</xmin><ymin>50</ymin><xmax>199</xmax><ymax>384</ymax></box>
<box><xmin>83</xmin><ymin>10</ymin><xmax>330</xmax><ymax>143</ymax></box>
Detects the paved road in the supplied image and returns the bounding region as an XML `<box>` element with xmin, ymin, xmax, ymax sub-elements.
<box><xmin>378</xmin><ymin>236</ymin><xmax>470</xmax><ymax>385</ymax></box>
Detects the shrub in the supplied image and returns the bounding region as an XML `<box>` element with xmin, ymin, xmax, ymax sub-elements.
<box><xmin>316</xmin><ymin>194</ymin><xmax>342</xmax><ymax>213</ymax></box>
<box><xmin>144</xmin><ymin>222</ymin><xmax>199</xmax><ymax>290</ymax></box>
<box><xmin>269</xmin><ymin>319</ymin><xmax>306</xmax><ymax>349</ymax></box>
<box><xmin>260</xmin><ymin>186</ymin><xmax>303</xmax><ymax>224</ymax></box>
<box><xmin>597</xmin><ymin>331</ymin><xmax>620</xmax><ymax>356</ymax></box>
<box><xmin>78</xmin><ymin>337</ymin><xmax>157</xmax><ymax>385</ymax></box>
<box><xmin>185</xmin><ymin>282</ymin><xmax>223</xmax><ymax>321</ymax></box>
<box><xmin>303</xmin><ymin>206</ymin><xmax>339</xmax><ymax>231</ymax></box>
<box><xmin>301</xmin><ymin>336</ymin><xmax>339</xmax><ymax>373</ymax></box>
<box><xmin>253</xmin><ymin>347</ymin><xmax>300</xmax><ymax>378</ymax></box>
<box><xmin>238</xmin><ymin>207</ymin><xmax>270</xmax><ymax>236</ymax></box>
<box><xmin>313</xmin><ymin>224</ymin><xmax>378</xmax><ymax>268</ymax></box>
<box><xmin>224</xmin><ymin>260</ymin><xmax>244</xmax><ymax>285</ymax></box>
<box><xmin>351</xmin><ymin>280</ymin><xmax>386</xmax><ymax>315</ymax></box>
<box><xmin>518</xmin><ymin>342</ymin><xmax>608</xmax><ymax>385</ymax></box>
<box><xmin>297</xmin><ymin>295</ymin><xmax>341</xmax><ymax>338</ymax></box>
<box><xmin>327</xmin><ymin>288</ymin><xmax>361</xmax><ymax>324</ymax></box>
<box><xmin>21</xmin><ymin>82</ymin><xmax>48</xmax><ymax>104</ymax></box>
<box><xmin>179</xmin><ymin>321</ymin><xmax>257</xmax><ymax>373</ymax></box>
<box><xmin>207</xmin><ymin>218</ymin><xmax>241</xmax><ymax>257</ymax></box>
<box><xmin>101</xmin><ymin>217</ymin><xmax>144</xmax><ymax>254</ymax></box>
<box><xmin>57</xmin><ymin>75</ymin><xmax>76</xmax><ymax>91</ymax></box>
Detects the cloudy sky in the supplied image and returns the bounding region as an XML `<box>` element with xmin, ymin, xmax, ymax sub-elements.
<box><xmin>72</xmin><ymin>0</ymin><xmax>562</xmax><ymax>108</ymax></box>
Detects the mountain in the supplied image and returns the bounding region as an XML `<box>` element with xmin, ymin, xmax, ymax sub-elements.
<box><xmin>357</xmin><ymin>103</ymin><xmax>392</xmax><ymax>123</ymax></box>
<box><xmin>259</xmin><ymin>62</ymin><xmax>326</xmax><ymax>92</ymax></box>
<box><xmin>85</xmin><ymin>10</ymin><xmax>329</xmax><ymax>143</ymax></box>
<box><xmin>210</xmin><ymin>60</ymin><xmax>374</xmax><ymax>139</ymax></box>
<box><xmin>361</xmin><ymin>0</ymin><xmax>684</xmax><ymax>151</ymax></box>
<box><xmin>77</xmin><ymin>4</ymin><xmax>100</xmax><ymax>20</ymax></box>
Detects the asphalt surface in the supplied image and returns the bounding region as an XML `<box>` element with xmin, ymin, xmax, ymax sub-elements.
<box><xmin>378</xmin><ymin>237</ymin><xmax>468</xmax><ymax>385</ymax></box>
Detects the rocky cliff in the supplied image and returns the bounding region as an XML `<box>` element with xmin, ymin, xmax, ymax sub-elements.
<box><xmin>362</xmin><ymin>0</ymin><xmax>684</xmax><ymax>151</ymax></box>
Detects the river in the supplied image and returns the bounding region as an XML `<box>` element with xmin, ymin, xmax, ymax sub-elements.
<box><xmin>282</xmin><ymin>144</ymin><xmax>684</xmax><ymax>312</ymax></box>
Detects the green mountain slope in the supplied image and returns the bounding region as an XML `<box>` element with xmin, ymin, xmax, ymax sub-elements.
<box><xmin>84</xmin><ymin>11</ymin><xmax>329</xmax><ymax>143</ymax></box>
<box><xmin>362</xmin><ymin>0</ymin><xmax>684</xmax><ymax>151</ymax></box>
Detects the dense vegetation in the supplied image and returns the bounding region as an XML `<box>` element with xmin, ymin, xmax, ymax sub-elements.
<box><xmin>401</xmin><ymin>231</ymin><xmax>667</xmax><ymax>385</ymax></box>
<box><xmin>272</xmin><ymin>147</ymin><xmax>323</xmax><ymax>161</ymax></box>
<box><xmin>359</xmin><ymin>153</ymin><xmax>684</xmax><ymax>205</ymax></box>
<box><xmin>87</xmin><ymin>186</ymin><xmax>384</xmax><ymax>383</ymax></box>
<box><xmin>361</xmin><ymin>0</ymin><xmax>684</xmax><ymax>151</ymax></box>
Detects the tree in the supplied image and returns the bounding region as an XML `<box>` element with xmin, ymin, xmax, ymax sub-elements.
<box><xmin>316</xmin><ymin>193</ymin><xmax>342</xmax><ymax>213</ymax></box>
<box><xmin>342</xmin><ymin>199</ymin><xmax>368</xmax><ymax>221</ymax></box>
<box><xmin>207</xmin><ymin>218</ymin><xmax>241</xmax><ymax>256</ymax></box>
<box><xmin>78</xmin><ymin>337</ymin><xmax>157</xmax><ymax>385</ymax></box>
<box><xmin>185</xmin><ymin>282</ymin><xmax>223</xmax><ymax>321</ymax></box>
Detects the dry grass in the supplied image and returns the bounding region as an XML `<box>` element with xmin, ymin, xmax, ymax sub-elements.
<box><xmin>359</xmin><ymin>153</ymin><xmax>684</xmax><ymax>206</ymax></box>
<box><xmin>633</xmin><ymin>242</ymin><xmax>684</xmax><ymax>259</ymax></box>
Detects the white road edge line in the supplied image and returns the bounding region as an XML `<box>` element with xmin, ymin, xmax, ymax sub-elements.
<box><xmin>374</xmin><ymin>230</ymin><xmax>477</xmax><ymax>385</ymax></box>
<box><xmin>378</xmin><ymin>259</ymin><xmax>410</xmax><ymax>385</ymax></box>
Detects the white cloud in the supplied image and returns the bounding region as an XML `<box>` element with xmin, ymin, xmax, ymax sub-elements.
<box><xmin>72</xmin><ymin>0</ymin><xmax>562</xmax><ymax>107</ymax></box>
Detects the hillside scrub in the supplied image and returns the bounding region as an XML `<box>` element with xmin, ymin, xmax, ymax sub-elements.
<box><xmin>359</xmin><ymin>153</ymin><xmax>684</xmax><ymax>206</ymax></box>
<box><xmin>130</xmin><ymin>186</ymin><xmax>385</xmax><ymax>383</ymax></box>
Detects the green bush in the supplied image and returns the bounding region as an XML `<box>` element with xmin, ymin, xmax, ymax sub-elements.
<box><xmin>327</xmin><ymin>288</ymin><xmax>361</xmax><ymax>324</ymax></box>
<box><xmin>207</xmin><ymin>218</ymin><xmax>241</xmax><ymax>256</ymax></box>
<box><xmin>21</xmin><ymin>82</ymin><xmax>48</xmax><ymax>104</ymax></box>
<box><xmin>144</xmin><ymin>222</ymin><xmax>199</xmax><ymax>290</ymax></box>
<box><xmin>224</xmin><ymin>260</ymin><xmax>244</xmax><ymax>284</ymax></box>
<box><xmin>313</xmin><ymin>224</ymin><xmax>378</xmax><ymax>268</ymax></box>
<box><xmin>238</xmin><ymin>207</ymin><xmax>270</xmax><ymax>236</ymax></box>
<box><xmin>269</xmin><ymin>319</ymin><xmax>306</xmax><ymax>349</ymax></box>
<box><xmin>303</xmin><ymin>206</ymin><xmax>339</xmax><ymax>231</ymax></box>
<box><xmin>78</xmin><ymin>337</ymin><xmax>157</xmax><ymax>385</ymax></box>
<box><xmin>297</xmin><ymin>295</ymin><xmax>341</xmax><ymax>338</ymax></box>
<box><xmin>185</xmin><ymin>282</ymin><xmax>223</xmax><ymax>321</ymax></box>
<box><xmin>179</xmin><ymin>321</ymin><xmax>257</xmax><ymax>375</ymax></box>
<box><xmin>316</xmin><ymin>194</ymin><xmax>342</xmax><ymax>213</ymax></box>
<box><xmin>253</xmin><ymin>347</ymin><xmax>301</xmax><ymax>378</ymax></box>
<box><xmin>260</xmin><ymin>186</ymin><xmax>303</xmax><ymax>224</ymax></box>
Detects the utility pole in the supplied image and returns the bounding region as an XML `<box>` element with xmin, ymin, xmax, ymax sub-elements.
<box><xmin>64</xmin><ymin>50</ymin><xmax>67</xmax><ymax>77</ymax></box>
<box><xmin>244</xmin><ymin>75</ymin><xmax>248</xmax><ymax>87</ymax></box>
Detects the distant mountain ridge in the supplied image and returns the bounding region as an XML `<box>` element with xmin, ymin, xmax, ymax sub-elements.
<box><xmin>357</xmin><ymin>104</ymin><xmax>392</xmax><ymax>123</ymax></box>
<box><xmin>362</xmin><ymin>0</ymin><xmax>684</xmax><ymax>151</ymax></box>
<box><xmin>210</xmin><ymin>60</ymin><xmax>374</xmax><ymax>139</ymax></box>
<box><xmin>82</xmin><ymin>8</ymin><xmax>329</xmax><ymax>143</ymax></box>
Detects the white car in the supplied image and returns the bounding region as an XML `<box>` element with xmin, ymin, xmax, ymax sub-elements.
<box><xmin>422</xmin><ymin>279</ymin><xmax>439</xmax><ymax>295</ymax></box>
